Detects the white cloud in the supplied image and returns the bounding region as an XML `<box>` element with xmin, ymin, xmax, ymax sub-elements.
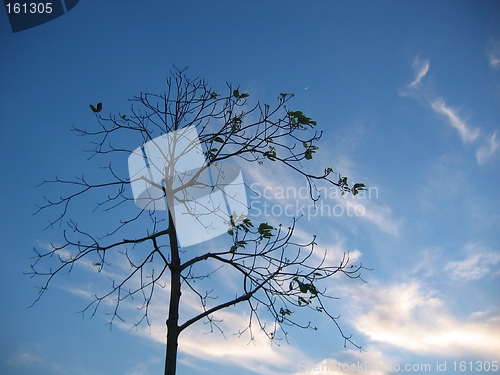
<box><xmin>444</xmin><ymin>243</ymin><xmax>500</xmax><ymax>282</ymax></box>
<box><xmin>8</xmin><ymin>344</ymin><xmax>72</xmax><ymax>375</ymax></box>
<box><xmin>476</xmin><ymin>131</ymin><xmax>499</xmax><ymax>164</ymax></box>
<box><xmin>179</xmin><ymin>315</ymin><xmax>301</xmax><ymax>373</ymax></box>
<box><xmin>8</xmin><ymin>351</ymin><xmax>45</xmax><ymax>367</ymax></box>
<box><xmin>288</xmin><ymin>261</ymin><xmax>500</xmax><ymax>375</ymax></box>
<box><xmin>403</xmin><ymin>56</ymin><xmax>500</xmax><ymax>165</ymax></box>
<box><xmin>468</xmin><ymin>309</ymin><xmax>493</xmax><ymax>320</ymax></box>
<box><xmin>410</xmin><ymin>56</ymin><xmax>429</xmax><ymax>87</ymax></box>
<box><xmin>124</xmin><ymin>302</ymin><xmax>305</xmax><ymax>375</ymax></box>
<box><xmin>487</xmin><ymin>40</ymin><xmax>500</xmax><ymax>69</ymax></box>
<box><xmin>347</xmin><ymin>281</ymin><xmax>500</xmax><ymax>358</ymax></box>
<box><xmin>125</xmin><ymin>357</ymin><xmax>161</xmax><ymax>375</ymax></box>
<box><xmin>490</xmin><ymin>56</ymin><xmax>500</xmax><ymax>69</ymax></box>
<box><xmin>349</xmin><ymin>199</ymin><xmax>400</xmax><ymax>236</ymax></box>
<box><xmin>431</xmin><ymin>99</ymin><xmax>480</xmax><ymax>143</ymax></box>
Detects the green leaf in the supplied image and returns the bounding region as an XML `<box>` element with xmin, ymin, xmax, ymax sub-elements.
<box><xmin>96</xmin><ymin>103</ymin><xmax>102</xmax><ymax>112</ymax></box>
<box><xmin>243</xmin><ymin>218</ymin><xmax>253</xmax><ymax>227</ymax></box>
<box><xmin>279</xmin><ymin>308</ymin><xmax>292</xmax><ymax>316</ymax></box>
<box><xmin>288</xmin><ymin>110</ymin><xmax>316</xmax><ymax>128</ymax></box>
<box><xmin>257</xmin><ymin>222</ymin><xmax>274</xmax><ymax>239</ymax></box>
<box><xmin>298</xmin><ymin>296</ymin><xmax>309</xmax><ymax>305</ymax></box>
<box><xmin>263</xmin><ymin>148</ymin><xmax>277</xmax><ymax>161</ymax></box>
<box><xmin>305</xmin><ymin>149</ymin><xmax>313</xmax><ymax>160</ymax></box>
<box><xmin>309</xmin><ymin>284</ymin><xmax>319</xmax><ymax>296</ymax></box>
<box><xmin>352</xmin><ymin>183</ymin><xmax>366</xmax><ymax>195</ymax></box>
<box><xmin>236</xmin><ymin>240</ymin><xmax>247</xmax><ymax>248</ymax></box>
<box><xmin>89</xmin><ymin>103</ymin><xmax>102</xmax><ymax>113</ymax></box>
<box><xmin>227</xmin><ymin>228</ymin><xmax>234</xmax><ymax>236</ymax></box>
<box><xmin>214</xmin><ymin>136</ymin><xmax>224</xmax><ymax>143</ymax></box>
<box><xmin>240</xmin><ymin>218</ymin><xmax>253</xmax><ymax>232</ymax></box>
<box><xmin>298</xmin><ymin>282</ymin><xmax>308</xmax><ymax>294</ymax></box>
<box><xmin>230</xmin><ymin>116</ymin><xmax>243</xmax><ymax>132</ymax></box>
<box><xmin>233</xmin><ymin>89</ymin><xmax>240</xmax><ymax>98</ymax></box>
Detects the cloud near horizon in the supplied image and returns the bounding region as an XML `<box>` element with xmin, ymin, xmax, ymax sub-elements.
<box><xmin>346</xmin><ymin>280</ymin><xmax>500</xmax><ymax>359</ymax></box>
<box><xmin>288</xmin><ymin>270</ymin><xmax>500</xmax><ymax>375</ymax></box>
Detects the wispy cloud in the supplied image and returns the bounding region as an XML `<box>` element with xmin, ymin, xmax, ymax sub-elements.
<box><xmin>125</xmin><ymin>302</ymin><xmax>305</xmax><ymax>375</ymax></box>
<box><xmin>468</xmin><ymin>309</ymin><xmax>494</xmax><ymax>320</ymax></box>
<box><xmin>8</xmin><ymin>344</ymin><xmax>72</xmax><ymax>375</ymax></box>
<box><xmin>349</xmin><ymin>199</ymin><xmax>400</xmax><ymax>236</ymax></box>
<box><xmin>487</xmin><ymin>40</ymin><xmax>500</xmax><ymax>69</ymax></box>
<box><xmin>178</xmin><ymin>313</ymin><xmax>303</xmax><ymax>375</ymax></box>
<box><xmin>8</xmin><ymin>351</ymin><xmax>45</xmax><ymax>367</ymax></box>
<box><xmin>476</xmin><ymin>131</ymin><xmax>499</xmax><ymax>164</ymax></box>
<box><xmin>431</xmin><ymin>99</ymin><xmax>480</xmax><ymax>143</ymax></box>
<box><xmin>410</xmin><ymin>56</ymin><xmax>429</xmax><ymax>87</ymax></box>
<box><xmin>403</xmin><ymin>56</ymin><xmax>499</xmax><ymax>164</ymax></box>
<box><xmin>125</xmin><ymin>357</ymin><xmax>162</xmax><ymax>375</ymax></box>
<box><xmin>445</xmin><ymin>243</ymin><xmax>500</xmax><ymax>282</ymax></box>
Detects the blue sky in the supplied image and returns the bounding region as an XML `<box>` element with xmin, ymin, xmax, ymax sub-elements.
<box><xmin>1</xmin><ymin>1</ymin><xmax>500</xmax><ymax>374</ymax></box>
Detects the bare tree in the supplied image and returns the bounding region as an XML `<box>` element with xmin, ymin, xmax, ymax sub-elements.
<box><xmin>29</xmin><ymin>68</ymin><xmax>369</xmax><ymax>375</ymax></box>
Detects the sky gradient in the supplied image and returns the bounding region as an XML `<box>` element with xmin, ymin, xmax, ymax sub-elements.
<box><xmin>1</xmin><ymin>1</ymin><xmax>500</xmax><ymax>375</ymax></box>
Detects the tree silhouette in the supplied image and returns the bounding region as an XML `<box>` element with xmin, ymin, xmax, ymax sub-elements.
<box><xmin>30</xmin><ymin>68</ymin><xmax>369</xmax><ymax>375</ymax></box>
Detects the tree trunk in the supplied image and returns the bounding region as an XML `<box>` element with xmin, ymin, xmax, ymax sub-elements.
<box><xmin>165</xmin><ymin>209</ymin><xmax>181</xmax><ymax>375</ymax></box>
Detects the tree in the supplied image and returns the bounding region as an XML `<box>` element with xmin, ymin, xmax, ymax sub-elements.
<box><xmin>30</xmin><ymin>68</ymin><xmax>369</xmax><ymax>375</ymax></box>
